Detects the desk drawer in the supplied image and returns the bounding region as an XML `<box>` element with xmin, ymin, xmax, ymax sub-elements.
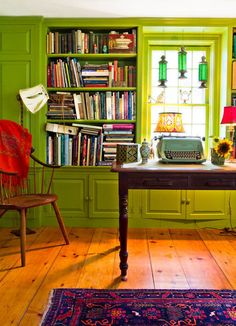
<box><xmin>189</xmin><ymin>176</ymin><xmax>235</xmax><ymax>189</ymax></box>
<box><xmin>127</xmin><ymin>174</ymin><xmax>188</xmax><ymax>189</ymax></box>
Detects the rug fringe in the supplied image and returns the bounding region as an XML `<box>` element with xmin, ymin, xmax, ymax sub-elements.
<box><xmin>39</xmin><ymin>289</ymin><xmax>55</xmax><ymax>326</ymax></box>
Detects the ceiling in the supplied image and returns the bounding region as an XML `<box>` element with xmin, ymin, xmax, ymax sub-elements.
<box><xmin>1</xmin><ymin>0</ymin><xmax>236</xmax><ymax>18</ymax></box>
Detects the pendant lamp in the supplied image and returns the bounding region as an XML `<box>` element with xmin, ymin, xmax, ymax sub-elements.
<box><xmin>198</xmin><ymin>56</ymin><xmax>208</xmax><ymax>88</ymax></box>
<box><xmin>178</xmin><ymin>47</ymin><xmax>187</xmax><ymax>79</ymax></box>
<box><xmin>158</xmin><ymin>55</ymin><xmax>167</xmax><ymax>88</ymax></box>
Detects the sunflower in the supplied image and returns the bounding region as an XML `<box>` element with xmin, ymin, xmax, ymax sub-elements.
<box><xmin>214</xmin><ymin>138</ymin><xmax>233</xmax><ymax>158</ymax></box>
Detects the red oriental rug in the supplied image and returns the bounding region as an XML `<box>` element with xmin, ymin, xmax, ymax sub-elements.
<box><xmin>40</xmin><ymin>288</ymin><xmax>236</xmax><ymax>325</ymax></box>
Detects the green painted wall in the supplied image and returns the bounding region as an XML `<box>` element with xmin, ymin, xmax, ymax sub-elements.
<box><xmin>0</xmin><ymin>16</ymin><xmax>236</xmax><ymax>229</ymax></box>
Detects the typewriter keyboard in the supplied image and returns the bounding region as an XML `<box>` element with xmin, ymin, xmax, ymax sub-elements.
<box><xmin>164</xmin><ymin>150</ymin><xmax>202</xmax><ymax>160</ymax></box>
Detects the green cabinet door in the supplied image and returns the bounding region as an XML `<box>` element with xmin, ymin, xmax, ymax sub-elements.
<box><xmin>141</xmin><ymin>189</ymin><xmax>186</xmax><ymax>219</ymax></box>
<box><xmin>141</xmin><ymin>189</ymin><xmax>229</xmax><ymax>228</ymax></box>
<box><xmin>187</xmin><ymin>190</ymin><xmax>229</xmax><ymax>220</ymax></box>
<box><xmin>43</xmin><ymin>170</ymin><xmax>89</xmax><ymax>226</ymax></box>
<box><xmin>228</xmin><ymin>191</ymin><xmax>236</xmax><ymax>228</ymax></box>
<box><xmin>89</xmin><ymin>173</ymin><xmax>119</xmax><ymax>220</ymax></box>
<box><xmin>88</xmin><ymin>173</ymin><xmax>139</xmax><ymax>222</ymax></box>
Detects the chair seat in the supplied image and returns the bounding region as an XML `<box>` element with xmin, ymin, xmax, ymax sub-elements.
<box><xmin>1</xmin><ymin>194</ymin><xmax>58</xmax><ymax>209</ymax></box>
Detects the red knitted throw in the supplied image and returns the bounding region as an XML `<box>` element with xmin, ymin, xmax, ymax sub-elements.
<box><xmin>0</xmin><ymin>120</ymin><xmax>32</xmax><ymax>186</ymax></box>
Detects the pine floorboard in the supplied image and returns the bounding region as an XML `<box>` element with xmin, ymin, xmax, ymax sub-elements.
<box><xmin>0</xmin><ymin>227</ymin><xmax>235</xmax><ymax>325</ymax></box>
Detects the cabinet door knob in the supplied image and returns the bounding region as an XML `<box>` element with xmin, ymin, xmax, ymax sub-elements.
<box><xmin>181</xmin><ymin>200</ymin><xmax>185</xmax><ymax>204</ymax></box>
<box><xmin>186</xmin><ymin>200</ymin><xmax>190</xmax><ymax>205</ymax></box>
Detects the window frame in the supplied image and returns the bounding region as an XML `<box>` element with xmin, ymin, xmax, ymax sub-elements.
<box><xmin>140</xmin><ymin>31</ymin><xmax>224</xmax><ymax>158</ymax></box>
<box><xmin>149</xmin><ymin>45</ymin><xmax>210</xmax><ymax>145</ymax></box>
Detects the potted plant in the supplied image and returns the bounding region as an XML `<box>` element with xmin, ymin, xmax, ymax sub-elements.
<box><xmin>211</xmin><ymin>137</ymin><xmax>233</xmax><ymax>165</ymax></box>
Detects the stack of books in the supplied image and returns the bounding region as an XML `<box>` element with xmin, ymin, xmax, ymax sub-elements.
<box><xmin>47</xmin><ymin>92</ymin><xmax>77</xmax><ymax>119</ymax></box>
<box><xmin>102</xmin><ymin>123</ymin><xmax>135</xmax><ymax>163</ymax></box>
<box><xmin>81</xmin><ymin>63</ymin><xmax>109</xmax><ymax>87</ymax></box>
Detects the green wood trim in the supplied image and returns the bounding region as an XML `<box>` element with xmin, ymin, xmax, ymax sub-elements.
<box><xmin>48</xmin><ymin>53</ymin><xmax>137</xmax><ymax>58</ymax></box>
<box><xmin>46</xmin><ymin>119</ymin><xmax>136</xmax><ymax>124</ymax></box>
<box><xmin>47</xmin><ymin>87</ymin><xmax>136</xmax><ymax>91</ymax></box>
<box><xmin>0</xmin><ymin>16</ymin><xmax>44</xmax><ymax>24</ymax></box>
<box><xmin>44</xmin><ymin>17</ymin><xmax>142</xmax><ymax>29</ymax></box>
<box><xmin>43</xmin><ymin>17</ymin><xmax>236</xmax><ymax>28</ymax></box>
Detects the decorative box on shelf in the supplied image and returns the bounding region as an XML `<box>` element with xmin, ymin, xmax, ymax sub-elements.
<box><xmin>116</xmin><ymin>143</ymin><xmax>140</xmax><ymax>164</ymax></box>
<box><xmin>108</xmin><ymin>32</ymin><xmax>135</xmax><ymax>53</ymax></box>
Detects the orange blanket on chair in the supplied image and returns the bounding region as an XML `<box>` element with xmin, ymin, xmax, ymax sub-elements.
<box><xmin>0</xmin><ymin>120</ymin><xmax>32</xmax><ymax>185</ymax></box>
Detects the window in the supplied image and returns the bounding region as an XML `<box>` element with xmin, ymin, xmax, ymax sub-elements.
<box><xmin>150</xmin><ymin>47</ymin><xmax>209</xmax><ymax>142</ymax></box>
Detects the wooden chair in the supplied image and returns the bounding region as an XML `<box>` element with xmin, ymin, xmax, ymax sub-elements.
<box><xmin>0</xmin><ymin>150</ymin><xmax>69</xmax><ymax>266</ymax></box>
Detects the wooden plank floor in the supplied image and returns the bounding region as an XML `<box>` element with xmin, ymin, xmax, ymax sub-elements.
<box><xmin>0</xmin><ymin>227</ymin><xmax>236</xmax><ymax>325</ymax></box>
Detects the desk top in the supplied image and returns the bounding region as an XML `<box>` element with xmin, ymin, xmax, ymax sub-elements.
<box><xmin>111</xmin><ymin>160</ymin><xmax>236</xmax><ymax>175</ymax></box>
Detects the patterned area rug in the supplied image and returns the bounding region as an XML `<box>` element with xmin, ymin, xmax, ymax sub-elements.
<box><xmin>40</xmin><ymin>288</ymin><xmax>236</xmax><ymax>325</ymax></box>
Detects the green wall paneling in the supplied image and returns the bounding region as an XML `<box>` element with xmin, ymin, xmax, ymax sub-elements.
<box><xmin>0</xmin><ymin>16</ymin><xmax>45</xmax><ymax>158</ymax></box>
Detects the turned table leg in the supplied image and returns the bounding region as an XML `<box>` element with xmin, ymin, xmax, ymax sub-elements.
<box><xmin>119</xmin><ymin>175</ymin><xmax>128</xmax><ymax>281</ymax></box>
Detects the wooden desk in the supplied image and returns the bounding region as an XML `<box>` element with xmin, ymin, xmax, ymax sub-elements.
<box><xmin>111</xmin><ymin>160</ymin><xmax>236</xmax><ymax>280</ymax></box>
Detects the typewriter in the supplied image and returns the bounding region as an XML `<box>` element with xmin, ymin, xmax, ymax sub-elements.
<box><xmin>157</xmin><ymin>136</ymin><xmax>206</xmax><ymax>163</ymax></box>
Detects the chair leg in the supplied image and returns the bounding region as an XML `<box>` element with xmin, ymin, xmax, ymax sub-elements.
<box><xmin>20</xmin><ymin>209</ymin><xmax>27</xmax><ymax>267</ymax></box>
<box><xmin>0</xmin><ymin>209</ymin><xmax>7</xmax><ymax>218</ymax></box>
<box><xmin>51</xmin><ymin>201</ymin><xmax>69</xmax><ymax>245</ymax></box>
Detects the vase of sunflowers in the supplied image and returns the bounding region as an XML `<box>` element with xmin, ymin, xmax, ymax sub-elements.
<box><xmin>210</xmin><ymin>137</ymin><xmax>233</xmax><ymax>165</ymax></box>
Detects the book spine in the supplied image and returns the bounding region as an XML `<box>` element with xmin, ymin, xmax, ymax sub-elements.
<box><xmin>232</xmin><ymin>61</ymin><xmax>236</xmax><ymax>89</ymax></box>
<box><xmin>64</xmin><ymin>134</ymin><xmax>69</xmax><ymax>165</ymax></box>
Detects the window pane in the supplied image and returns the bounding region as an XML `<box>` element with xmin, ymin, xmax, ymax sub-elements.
<box><xmin>164</xmin><ymin>88</ymin><xmax>179</xmax><ymax>103</ymax></box>
<box><xmin>192</xmin><ymin>87</ymin><xmax>206</xmax><ymax>104</ymax></box>
<box><xmin>166</xmin><ymin>50</ymin><xmax>178</xmax><ymax>68</ymax></box>
<box><xmin>168</xmin><ymin>69</ymin><xmax>179</xmax><ymax>86</ymax></box>
<box><xmin>192</xmin><ymin>106</ymin><xmax>206</xmax><ymax>123</ymax></box>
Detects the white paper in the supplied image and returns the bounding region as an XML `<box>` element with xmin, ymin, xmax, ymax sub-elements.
<box><xmin>19</xmin><ymin>84</ymin><xmax>49</xmax><ymax>114</ymax></box>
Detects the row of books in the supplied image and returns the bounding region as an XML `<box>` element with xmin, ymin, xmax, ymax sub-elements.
<box><xmin>47</xmin><ymin>58</ymin><xmax>136</xmax><ymax>88</ymax></box>
<box><xmin>47</xmin><ymin>91</ymin><xmax>136</xmax><ymax>121</ymax></box>
<box><xmin>81</xmin><ymin>63</ymin><xmax>109</xmax><ymax>87</ymax></box>
<box><xmin>47</xmin><ymin>92</ymin><xmax>76</xmax><ymax>119</ymax></box>
<box><xmin>47</xmin><ymin>30</ymin><xmax>136</xmax><ymax>54</ymax></box>
<box><xmin>46</xmin><ymin>123</ymin><xmax>103</xmax><ymax>166</ymax></box>
<box><xmin>46</xmin><ymin>122</ymin><xmax>135</xmax><ymax>166</ymax></box>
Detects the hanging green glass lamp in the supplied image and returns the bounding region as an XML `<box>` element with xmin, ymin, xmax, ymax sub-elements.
<box><xmin>198</xmin><ymin>56</ymin><xmax>208</xmax><ymax>88</ymax></box>
<box><xmin>158</xmin><ymin>55</ymin><xmax>167</xmax><ymax>87</ymax></box>
<box><xmin>178</xmin><ymin>47</ymin><xmax>187</xmax><ymax>79</ymax></box>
